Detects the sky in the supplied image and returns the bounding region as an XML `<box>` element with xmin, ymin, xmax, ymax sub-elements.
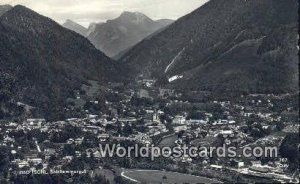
<box><xmin>1</xmin><ymin>0</ymin><xmax>209</xmax><ymax>27</ymax></box>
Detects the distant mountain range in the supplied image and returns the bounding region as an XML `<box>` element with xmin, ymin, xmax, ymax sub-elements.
<box><xmin>0</xmin><ymin>0</ymin><xmax>298</xmax><ymax>120</ymax></box>
<box><xmin>86</xmin><ymin>22</ymin><xmax>102</xmax><ymax>37</ymax></box>
<box><xmin>87</xmin><ymin>11</ymin><xmax>174</xmax><ymax>58</ymax></box>
<box><xmin>121</xmin><ymin>0</ymin><xmax>299</xmax><ymax>94</ymax></box>
<box><xmin>0</xmin><ymin>5</ymin><xmax>119</xmax><ymax>120</ymax></box>
<box><xmin>62</xmin><ymin>19</ymin><xmax>88</xmax><ymax>36</ymax></box>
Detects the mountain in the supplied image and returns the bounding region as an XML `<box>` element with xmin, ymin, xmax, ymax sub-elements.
<box><xmin>88</xmin><ymin>11</ymin><xmax>174</xmax><ymax>58</ymax></box>
<box><xmin>86</xmin><ymin>23</ymin><xmax>97</xmax><ymax>36</ymax></box>
<box><xmin>156</xmin><ymin>19</ymin><xmax>175</xmax><ymax>27</ymax></box>
<box><xmin>120</xmin><ymin>0</ymin><xmax>299</xmax><ymax>94</ymax></box>
<box><xmin>87</xmin><ymin>23</ymin><xmax>97</xmax><ymax>36</ymax></box>
<box><xmin>86</xmin><ymin>22</ymin><xmax>103</xmax><ymax>37</ymax></box>
<box><xmin>0</xmin><ymin>5</ymin><xmax>118</xmax><ymax>120</ymax></box>
<box><xmin>62</xmin><ymin>19</ymin><xmax>88</xmax><ymax>36</ymax></box>
<box><xmin>0</xmin><ymin>4</ymin><xmax>12</xmax><ymax>16</ymax></box>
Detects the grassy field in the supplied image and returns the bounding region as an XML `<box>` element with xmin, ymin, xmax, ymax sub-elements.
<box><xmin>93</xmin><ymin>168</ymin><xmax>116</xmax><ymax>184</ymax></box>
<box><xmin>190</xmin><ymin>136</ymin><xmax>217</xmax><ymax>147</ymax></box>
<box><xmin>158</xmin><ymin>134</ymin><xmax>178</xmax><ymax>147</ymax></box>
<box><xmin>81</xmin><ymin>80</ymin><xmax>103</xmax><ymax>98</ymax></box>
<box><xmin>122</xmin><ymin>170</ymin><xmax>220</xmax><ymax>184</ymax></box>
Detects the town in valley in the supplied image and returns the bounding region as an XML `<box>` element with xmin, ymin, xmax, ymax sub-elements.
<box><xmin>0</xmin><ymin>79</ymin><xmax>298</xmax><ymax>183</ymax></box>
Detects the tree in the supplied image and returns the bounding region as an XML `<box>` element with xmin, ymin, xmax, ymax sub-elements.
<box><xmin>275</xmin><ymin>121</ymin><xmax>284</xmax><ymax>131</ymax></box>
<box><xmin>114</xmin><ymin>176</ymin><xmax>130</xmax><ymax>184</ymax></box>
<box><xmin>123</xmin><ymin>123</ymin><xmax>133</xmax><ymax>136</ymax></box>
<box><xmin>93</xmin><ymin>175</ymin><xmax>109</xmax><ymax>184</ymax></box>
<box><xmin>0</xmin><ymin>148</ymin><xmax>9</xmax><ymax>173</ymax></box>
<box><xmin>279</xmin><ymin>134</ymin><xmax>299</xmax><ymax>171</ymax></box>
<box><xmin>62</xmin><ymin>144</ymin><xmax>75</xmax><ymax>156</ymax></box>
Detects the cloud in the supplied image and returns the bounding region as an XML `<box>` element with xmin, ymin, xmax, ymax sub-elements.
<box><xmin>1</xmin><ymin>0</ymin><xmax>209</xmax><ymax>27</ymax></box>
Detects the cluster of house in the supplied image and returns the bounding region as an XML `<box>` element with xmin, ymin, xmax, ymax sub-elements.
<box><xmin>0</xmin><ymin>80</ymin><xmax>296</xmax><ymax>183</ymax></box>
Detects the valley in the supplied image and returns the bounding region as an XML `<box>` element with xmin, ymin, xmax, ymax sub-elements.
<box><xmin>0</xmin><ymin>0</ymin><xmax>298</xmax><ymax>183</ymax></box>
